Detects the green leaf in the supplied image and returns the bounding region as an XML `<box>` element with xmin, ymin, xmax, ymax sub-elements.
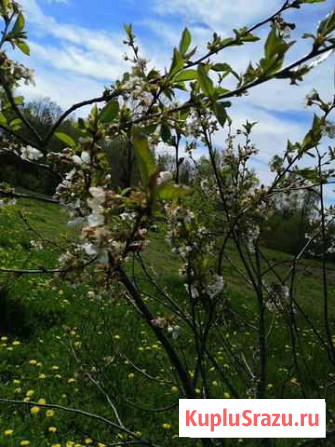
<box><xmin>123</xmin><ymin>24</ymin><xmax>133</xmax><ymax>38</ymax></box>
<box><xmin>13</xmin><ymin>13</ymin><xmax>25</xmax><ymax>34</ymax></box>
<box><xmin>16</xmin><ymin>41</ymin><xmax>30</xmax><ymax>56</ymax></box>
<box><xmin>55</xmin><ymin>132</ymin><xmax>76</xmax><ymax>148</ymax></box>
<box><xmin>241</xmin><ymin>33</ymin><xmax>260</xmax><ymax>42</ymax></box>
<box><xmin>132</xmin><ymin>128</ymin><xmax>157</xmax><ymax>188</ymax></box>
<box><xmin>0</xmin><ymin>113</ymin><xmax>7</xmax><ymax>125</ymax></box>
<box><xmin>318</xmin><ymin>10</ymin><xmax>335</xmax><ymax>35</ymax></box>
<box><xmin>265</xmin><ymin>26</ymin><xmax>280</xmax><ymax>60</ymax></box>
<box><xmin>301</xmin><ymin>115</ymin><xmax>323</xmax><ymax>151</ymax></box>
<box><xmin>302</xmin><ymin>0</ymin><xmax>325</xmax><ymax>3</ymax></box>
<box><xmin>160</xmin><ymin>123</ymin><xmax>171</xmax><ymax>143</ymax></box>
<box><xmin>1</xmin><ymin>0</ymin><xmax>10</xmax><ymax>10</ymax></box>
<box><xmin>212</xmin><ymin>63</ymin><xmax>232</xmax><ymax>72</ymax></box>
<box><xmin>197</xmin><ymin>64</ymin><xmax>215</xmax><ymax>98</ymax></box>
<box><xmin>174</xmin><ymin>69</ymin><xmax>198</xmax><ymax>82</ymax></box>
<box><xmin>179</xmin><ymin>28</ymin><xmax>191</xmax><ymax>54</ymax></box>
<box><xmin>99</xmin><ymin>100</ymin><xmax>119</xmax><ymax>123</ymax></box>
<box><xmin>155</xmin><ymin>183</ymin><xmax>192</xmax><ymax>201</ymax></box>
<box><xmin>169</xmin><ymin>48</ymin><xmax>184</xmax><ymax>75</ymax></box>
<box><xmin>9</xmin><ymin>118</ymin><xmax>22</xmax><ymax>130</ymax></box>
<box><xmin>212</xmin><ymin>102</ymin><xmax>228</xmax><ymax>127</ymax></box>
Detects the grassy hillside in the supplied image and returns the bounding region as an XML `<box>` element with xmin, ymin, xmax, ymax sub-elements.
<box><xmin>0</xmin><ymin>198</ymin><xmax>334</xmax><ymax>447</ymax></box>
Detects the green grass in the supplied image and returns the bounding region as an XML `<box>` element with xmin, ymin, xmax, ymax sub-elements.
<box><xmin>0</xmin><ymin>198</ymin><xmax>334</xmax><ymax>447</ymax></box>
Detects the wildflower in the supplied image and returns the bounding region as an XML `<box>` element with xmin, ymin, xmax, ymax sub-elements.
<box><xmin>12</xmin><ymin>341</ymin><xmax>21</xmax><ymax>346</ymax></box>
<box><xmin>128</xmin><ymin>373</ymin><xmax>135</xmax><ymax>379</ymax></box>
<box><xmin>171</xmin><ymin>386</ymin><xmax>179</xmax><ymax>393</ymax></box>
<box><xmin>38</xmin><ymin>398</ymin><xmax>46</xmax><ymax>405</ymax></box>
<box><xmin>4</xmin><ymin>429</ymin><xmax>14</xmax><ymax>437</ymax></box>
<box><xmin>224</xmin><ymin>392</ymin><xmax>231</xmax><ymax>399</ymax></box>
<box><xmin>162</xmin><ymin>423</ymin><xmax>171</xmax><ymax>430</ymax></box>
<box><xmin>84</xmin><ymin>438</ymin><xmax>93</xmax><ymax>445</ymax></box>
<box><xmin>48</xmin><ymin>427</ymin><xmax>57</xmax><ymax>433</ymax></box>
<box><xmin>39</xmin><ymin>373</ymin><xmax>47</xmax><ymax>379</ymax></box>
<box><xmin>26</xmin><ymin>390</ymin><xmax>35</xmax><ymax>397</ymax></box>
<box><xmin>30</xmin><ymin>406</ymin><xmax>41</xmax><ymax>415</ymax></box>
<box><xmin>68</xmin><ymin>378</ymin><xmax>76</xmax><ymax>383</ymax></box>
<box><xmin>29</xmin><ymin>359</ymin><xmax>37</xmax><ymax>365</ymax></box>
<box><xmin>20</xmin><ymin>441</ymin><xmax>31</xmax><ymax>446</ymax></box>
<box><xmin>46</xmin><ymin>409</ymin><xmax>55</xmax><ymax>417</ymax></box>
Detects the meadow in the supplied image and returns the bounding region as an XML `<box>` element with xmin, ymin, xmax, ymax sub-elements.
<box><xmin>0</xmin><ymin>197</ymin><xmax>334</xmax><ymax>447</ymax></box>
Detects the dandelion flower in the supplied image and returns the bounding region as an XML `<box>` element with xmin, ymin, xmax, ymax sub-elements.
<box><xmin>30</xmin><ymin>406</ymin><xmax>41</xmax><ymax>415</ymax></box>
<box><xmin>4</xmin><ymin>429</ymin><xmax>14</xmax><ymax>437</ymax></box>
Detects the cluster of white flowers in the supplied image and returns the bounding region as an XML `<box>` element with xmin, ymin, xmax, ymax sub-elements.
<box><xmin>206</xmin><ymin>275</ymin><xmax>225</xmax><ymax>298</ymax></box>
<box><xmin>0</xmin><ymin>198</ymin><xmax>16</xmax><ymax>209</ymax></box>
<box><xmin>87</xmin><ymin>187</ymin><xmax>106</xmax><ymax>228</ymax></box>
<box><xmin>30</xmin><ymin>240</ymin><xmax>44</xmax><ymax>251</ymax></box>
<box><xmin>20</xmin><ymin>146</ymin><xmax>43</xmax><ymax>162</ymax></box>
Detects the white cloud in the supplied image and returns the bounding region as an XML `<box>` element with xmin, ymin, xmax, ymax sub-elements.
<box><xmin>19</xmin><ymin>0</ymin><xmax>127</xmax><ymax>80</ymax></box>
<box><xmin>154</xmin><ymin>0</ymin><xmax>282</xmax><ymax>30</ymax></box>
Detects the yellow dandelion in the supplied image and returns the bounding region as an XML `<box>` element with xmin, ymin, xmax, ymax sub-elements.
<box><xmin>29</xmin><ymin>360</ymin><xmax>37</xmax><ymax>366</ymax></box>
<box><xmin>128</xmin><ymin>373</ymin><xmax>135</xmax><ymax>379</ymax></box>
<box><xmin>84</xmin><ymin>438</ymin><xmax>93</xmax><ymax>445</ymax></box>
<box><xmin>162</xmin><ymin>423</ymin><xmax>171</xmax><ymax>430</ymax></box>
<box><xmin>4</xmin><ymin>429</ymin><xmax>14</xmax><ymax>437</ymax></box>
<box><xmin>224</xmin><ymin>392</ymin><xmax>231</xmax><ymax>399</ymax></box>
<box><xmin>38</xmin><ymin>398</ymin><xmax>47</xmax><ymax>405</ymax></box>
<box><xmin>26</xmin><ymin>390</ymin><xmax>35</xmax><ymax>397</ymax></box>
<box><xmin>30</xmin><ymin>406</ymin><xmax>41</xmax><ymax>415</ymax></box>
<box><xmin>20</xmin><ymin>441</ymin><xmax>31</xmax><ymax>446</ymax></box>
<box><xmin>46</xmin><ymin>409</ymin><xmax>55</xmax><ymax>417</ymax></box>
<box><xmin>48</xmin><ymin>426</ymin><xmax>57</xmax><ymax>433</ymax></box>
<box><xmin>68</xmin><ymin>378</ymin><xmax>76</xmax><ymax>383</ymax></box>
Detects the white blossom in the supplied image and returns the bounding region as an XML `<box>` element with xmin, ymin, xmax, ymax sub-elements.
<box><xmin>206</xmin><ymin>275</ymin><xmax>224</xmax><ymax>298</ymax></box>
<box><xmin>21</xmin><ymin>146</ymin><xmax>43</xmax><ymax>162</ymax></box>
<box><xmin>72</xmin><ymin>151</ymin><xmax>91</xmax><ymax>166</ymax></box>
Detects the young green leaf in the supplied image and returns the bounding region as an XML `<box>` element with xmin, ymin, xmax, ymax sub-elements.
<box><xmin>155</xmin><ymin>183</ymin><xmax>192</xmax><ymax>201</ymax></box>
<box><xmin>13</xmin><ymin>13</ymin><xmax>25</xmax><ymax>34</ymax></box>
<box><xmin>55</xmin><ymin>132</ymin><xmax>76</xmax><ymax>148</ymax></box>
<box><xmin>174</xmin><ymin>69</ymin><xmax>198</xmax><ymax>82</ymax></box>
<box><xmin>99</xmin><ymin>100</ymin><xmax>119</xmax><ymax>123</ymax></box>
<box><xmin>169</xmin><ymin>48</ymin><xmax>184</xmax><ymax>75</ymax></box>
<box><xmin>132</xmin><ymin>128</ymin><xmax>157</xmax><ymax>188</ymax></box>
<box><xmin>265</xmin><ymin>26</ymin><xmax>281</xmax><ymax>60</ymax></box>
<box><xmin>160</xmin><ymin>123</ymin><xmax>172</xmax><ymax>143</ymax></box>
<box><xmin>16</xmin><ymin>41</ymin><xmax>30</xmax><ymax>56</ymax></box>
<box><xmin>179</xmin><ymin>28</ymin><xmax>191</xmax><ymax>54</ymax></box>
<box><xmin>212</xmin><ymin>102</ymin><xmax>228</xmax><ymax>127</ymax></box>
<box><xmin>197</xmin><ymin>64</ymin><xmax>215</xmax><ymax>98</ymax></box>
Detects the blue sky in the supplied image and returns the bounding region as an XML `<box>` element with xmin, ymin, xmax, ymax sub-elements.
<box><xmin>15</xmin><ymin>0</ymin><xmax>335</xmax><ymax>194</ymax></box>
